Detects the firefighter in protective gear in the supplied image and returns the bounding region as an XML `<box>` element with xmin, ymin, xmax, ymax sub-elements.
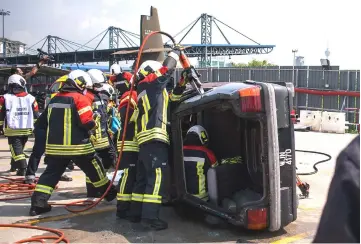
<box><xmin>24</xmin><ymin>112</ymin><xmax>73</xmax><ymax>184</ymax></box>
<box><xmin>127</xmin><ymin>48</ymin><xmax>190</xmax><ymax>230</ymax></box>
<box><xmin>111</xmin><ymin>71</ymin><xmax>134</xmax><ymax>148</ymax></box>
<box><xmin>85</xmin><ymin>69</ymin><xmax>118</xmax><ymax>198</ymax></box>
<box><xmin>108</xmin><ymin>64</ymin><xmax>123</xmax><ymax>88</ymax></box>
<box><xmin>30</xmin><ymin>70</ymin><xmax>117</xmax><ymax>216</ymax></box>
<box><xmin>183</xmin><ymin>125</ymin><xmax>218</xmax><ymax>201</ymax></box>
<box><xmin>0</xmin><ymin>74</ymin><xmax>40</xmax><ymax>176</ymax></box>
<box><xmin>115</xmin><ymin>76</ymin><xmax>140</xmax><ymax>221</ymax></box>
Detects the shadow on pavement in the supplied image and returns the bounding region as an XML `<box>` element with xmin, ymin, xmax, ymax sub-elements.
<box><xmin>44</xmin><ymin>204</ymin><xmax>287</xmax><ymax>243</ymax></box>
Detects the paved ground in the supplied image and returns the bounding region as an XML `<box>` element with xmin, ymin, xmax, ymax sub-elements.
<box><xmin>0</xmin><ymin>131</ymin><xmax>358</xmax><ymax>243</ymax></box>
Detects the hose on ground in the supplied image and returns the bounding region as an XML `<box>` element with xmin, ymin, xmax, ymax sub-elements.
<box><xmin>0</xmin><ymin>224</ymin><xmax>69</xmax><ymax>243</ymax></box>
<box><xmin>0</xmin><ymin>176</ymin><xmax>59</xmax><ymax>201</ymax></box>
<box><xmin>295</xmin><ymin>149</ymin><xmax>332</xmax><ymax>175</ymax></box>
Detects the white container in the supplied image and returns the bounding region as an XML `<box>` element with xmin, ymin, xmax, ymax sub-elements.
<box><xmin>321</xmin><ymin>111</ymin><xmax>346</xmax><ymax>134</ymax></box>
<box><xmin>299</xmin><ymin>110</ymin><xmax>322</xmax><ymax>131</ymax></box>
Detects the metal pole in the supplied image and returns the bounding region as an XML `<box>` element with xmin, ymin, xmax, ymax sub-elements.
<box><xmin>0</xmin><ymin>9</ymin><xmax>10</xmax><ymax>59</ymax></box>
<box><xmin>2</xmin><ymin>14</ymin><xmax>4</xmax><ymax>58</ymax></box>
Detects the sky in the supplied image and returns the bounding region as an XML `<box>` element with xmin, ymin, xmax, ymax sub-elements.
<box><xmin>1</xmin><ymin>0</ymin><xmax>360</xmax><ymax>69</ymax></box>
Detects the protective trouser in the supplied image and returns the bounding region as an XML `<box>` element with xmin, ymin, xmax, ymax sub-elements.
<box><xmin>8</xmin><ymin>136</ymin><xmax>28</xmax><ymax>170</ymax></box>
<box><xmin>86</xmin><ymin>145</ymin><xmax>117</xmax><ymax>197</ymax></box>
<box><xmin>116</xmin><ymin>152</ymin><xmax>138</xmax><ymax>213</ymax></box>
<box><xmin>129</xmin><ymin>142</ymin><xmax>168</xmax><ymax>220</ymax></box>
<box><xmin>25</xmin><ymin>129</ymin><xmax>46</xmax><ymax>181</ymax></box>
<box><xmin>31</xmin><ymin>154</ymin><xmax>114</xmax><ymax>208</ymax></box>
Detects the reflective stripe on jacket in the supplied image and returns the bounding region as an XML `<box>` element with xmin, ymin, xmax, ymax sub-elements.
<box><xmin>41</xmin><ymin>92</ymin><xmax>96</xmax><ymax>156</ymax></box>
<box><xmin>183</xmin><ymin>145</ymin><xmax>218</xmax><ymax>201</ymax></box>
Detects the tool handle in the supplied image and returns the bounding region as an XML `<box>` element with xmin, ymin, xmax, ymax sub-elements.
<box><xmin>179</xmin><ymin>50</ymin><xmax>204</xmax><ymax>95</ymax></box>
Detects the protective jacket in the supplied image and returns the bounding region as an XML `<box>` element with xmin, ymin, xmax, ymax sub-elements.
<box><xmin>117</xmin><ymin>90</ymin><xmax>139</xmax><ymax>152</ymax></box>
<box><xmin>85</xmin><ymin>91</ymin><xmax>110</xmax><ymax>150</ymax></box>
<box><xmin>136</xmin><ymin>66</ymin><xmax>185</xmax><ymax>146</ymax></box>
<box><xmin>183</xmin><ymin>145</ymin><xmax>218</xmax><ymax>200</ymax></box>
<box><xmin>37</xmin><ymin>85</ymin><xmax>96</xmax><ymax>156</ymax></box>
<box><xmin>0</xmin><ymin>91</ymin><xmax>40</xmax><ymax>136</ymax></box>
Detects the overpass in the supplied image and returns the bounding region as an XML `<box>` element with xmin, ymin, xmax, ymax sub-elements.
<box><xmin>1</xmin><ymin>12</ymin><xmax>275</xmax><ymax>67</ymax></box>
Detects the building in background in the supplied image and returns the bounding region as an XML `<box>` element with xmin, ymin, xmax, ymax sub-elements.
<box><xmin>295</xmin><ymin>56</ymin><xmax>305</xmax><ymax>66</ymax></box>
<box><xmin>0</xmin><ymin>38</ymin><xmax>26</xmax><ymax>58</ymax></box>
<box><xmin>196</xmin><ymin>56</ymin><xmax>232</xmax><ymax>68</ymax></box>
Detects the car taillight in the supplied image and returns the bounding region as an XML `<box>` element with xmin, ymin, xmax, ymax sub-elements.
<box><xmin>247</xmin><ymin>208</ymin><xmax>268</xmax><ymax>230</ymax></box>
<box><xmin>239</xmin><ymin>86</ymin><xmax>262</xmax><ymax>112</ymax></box>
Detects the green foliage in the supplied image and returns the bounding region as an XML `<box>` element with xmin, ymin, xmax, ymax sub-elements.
<box><xmin>231</xmin><ymin>59</ymin><xmax>277</xmax><ymax>67</ymax></box>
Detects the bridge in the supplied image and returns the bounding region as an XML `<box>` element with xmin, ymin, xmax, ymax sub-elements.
<box><xmin>1</xmin><ymin>13</ymin><xmax>275</xmax><ymax>68</ymax></box>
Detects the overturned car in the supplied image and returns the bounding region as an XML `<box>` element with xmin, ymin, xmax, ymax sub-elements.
<box><xmin>170</xmin><ymin>80</ymin><xmax>297</xmax><ymax>232</ymax></box>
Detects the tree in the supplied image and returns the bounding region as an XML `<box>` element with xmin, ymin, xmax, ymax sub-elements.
<box><xmin>231</xmin><ymin>59</ymin><xmax>277</xmax><ymax>67</ymax></box>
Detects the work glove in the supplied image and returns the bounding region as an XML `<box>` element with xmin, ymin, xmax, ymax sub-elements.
<box><xmin>180</xmin><ymin>67</ymin><xmax>201</xmax><ymax>87</ymax></box>
<box><xmin>0</xmin><ymin>126</ymin><xmax>4</xmax><ymax>136</ymax></box>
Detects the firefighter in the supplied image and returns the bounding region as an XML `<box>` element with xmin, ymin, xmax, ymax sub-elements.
<box><xmin>127</xmin><ymin>48</ymin><xmax>191</xmax><ymax>230</ymax></box>
<box><xmin>0</xmin><ymin>74</ymin><xmax>40</xmax><ymax>176</ymax></box>
<box><xmin>24</xmin><ymin>113</ymin><xmax>73</xmax><ymax>184</ymax></box>
<box><xmin>82</xmin><ymin>69</ymin><xmax>118</xmax><ymax>198</ymax></box>
<box><xmin>111</xmin><ymin>71</ymin><xmax>134</xmax><ymax>150</ymax></box>
<box><xmin>30</xmin><ymin>70</ymin><xmax>117</xmax><ymax>216</ymax></box>
<box><xmin>114</xmin><ymin>74</ymin><xmax>140</xmax><ymax>221</ymax></box>
<box><xmin>183</xmin><ymin>125</ymin><xmax>218</xmax><ymax>201</ymax></box>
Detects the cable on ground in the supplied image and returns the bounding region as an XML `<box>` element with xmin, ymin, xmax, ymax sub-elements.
<box><xmin>295</xmin><ymin>149</ymin><xmax>332</xmax><ymax>175</ymax></box>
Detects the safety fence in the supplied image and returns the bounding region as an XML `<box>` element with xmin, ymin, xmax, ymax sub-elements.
<box><xmin>172</xmin><ymin>67</ymin><xmax>360</xmax><ymax>126</ymax></box>
<box><xmin>0</xmin><ymin>66</ymin><xmax>360</xmax><ymax>127</ymax></box>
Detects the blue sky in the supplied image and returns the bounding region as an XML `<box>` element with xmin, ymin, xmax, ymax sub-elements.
<box><xmin>2</xmin><ymin>0</ymin><xmax>360</xmax><ymax>69</ymax></box>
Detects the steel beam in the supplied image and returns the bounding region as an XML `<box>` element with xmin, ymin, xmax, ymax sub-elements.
<box><xmin>200</xmin><ymin>14</ymin><xmax>213</xmax><ymax>67</ymax></box>
<box><xmin>2</xmin><ymin>45</ymin><xmax>274</xmax><ymax>65</ymax></box>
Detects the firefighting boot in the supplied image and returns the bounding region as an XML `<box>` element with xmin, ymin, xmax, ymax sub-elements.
<box><xmin>29</xmin><ymin>192</ymin><xmax>52</xmax><ymax>216</ymax></box>
<box><xmin>116</xmin><ymin>204</ymin><xmax>141</xmax><ymax>223</ymax></box>
<box><xmin>16</xmin><ymin>168</ymin><xmax>26</xmax><ymax>176</ymax></box>
<box><xmin>29</xmin><ymin>205</ymin><xmax>52</xmax><ymax>216</ymax></box>
<box><xmin>9</xmin><ymin>159</ymin><xmax>16</xmax><ymax>172</ymax></box>
<box><xmin>104</xmin><ymin>184</ymin><xmax>117</xmax><ymax>202</ymax></box>
<box><xmin>9</xmin><ymin>165</ymin><xmax>16</xmax><ymax>172</ymax></box>
<box><xmin>86</xmin><ymin>182</ymin><xmax>101</xmax><ymax>198</ymax></box>
<box><xmin>141</xmin><ymin>218</ymin><xmax>168</xmax><ymax>231</ymax></box>
<box><xmin>60</xmin><ymin>174</ymin><xmax>73</xmax><ymax>181</ymax></box>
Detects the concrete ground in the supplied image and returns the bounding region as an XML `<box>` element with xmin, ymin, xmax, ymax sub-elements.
<box><xmin>0</xmin><ymin>131</ymin><xmax>358</xmax><ymax>243</ymax></box>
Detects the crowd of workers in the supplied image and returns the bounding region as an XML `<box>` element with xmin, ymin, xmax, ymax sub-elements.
<box><xmin>0</xmin><ymin>46</ymin><xmax>219</xmax><ymax>231</ymax></box>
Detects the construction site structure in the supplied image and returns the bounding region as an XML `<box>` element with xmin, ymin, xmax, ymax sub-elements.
<box><xmin>0</xmin><ymin>38</ymin><xmax>26</xmax><ymax>58</ymax></box>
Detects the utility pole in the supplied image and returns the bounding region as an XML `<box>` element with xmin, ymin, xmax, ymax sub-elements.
<box><xmin>0</xmin><ymin>9</ymin><xmax>11</xmax><ymax>58</ymax></box>
<box><xmin>292</xmin><ymin>49</ymin><xmax>298</xmax><ymax>83</ymax></box>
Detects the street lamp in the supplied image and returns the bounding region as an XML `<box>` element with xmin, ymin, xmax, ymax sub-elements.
<box><xmin>292</xmin><ymin>49</ymin><xmax>298</xmax><ymax>66</ymax></box>
<box><xmin>0</xmin><ymin>9</ymin><xmax>11</xmax><ymax>58</ymax></box>
<box><xmin>291</xmin><ymin>49</ymin><xmax>298</xmax><ymax>83</ymax></box>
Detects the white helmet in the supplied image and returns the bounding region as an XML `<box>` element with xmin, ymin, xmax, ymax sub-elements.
<box><xmin>110</xmin><ymin>64</ymin><xmax>122</xmax><ymax>75</ymax></box>
<box><xmin>100</xmin><ymin>83</ymin><xmax>115</xmax><ymax>97</ymax></box>
<box><xmin>186</xmin><ymin>125</ymin><xmax>209</xmax><ymax>146</ymax></box>
<box><xmin>67</xmin><ymin>70</ymin><xmax>92</xmax><ymax>91</ymax></box>
<box><xmin>136</xmin><ymin>60</ymin><xmax>162</xmax><ymax>81</ymax></box>
<box><xmin>87</xmin><ymin>69</ymin><xmax>107</xmax><ymax>85</ymax></box>
<box><xmin>8</xmin><ymin>74</ymin><xmax>26</xmax><ymax>88</ymax></box>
